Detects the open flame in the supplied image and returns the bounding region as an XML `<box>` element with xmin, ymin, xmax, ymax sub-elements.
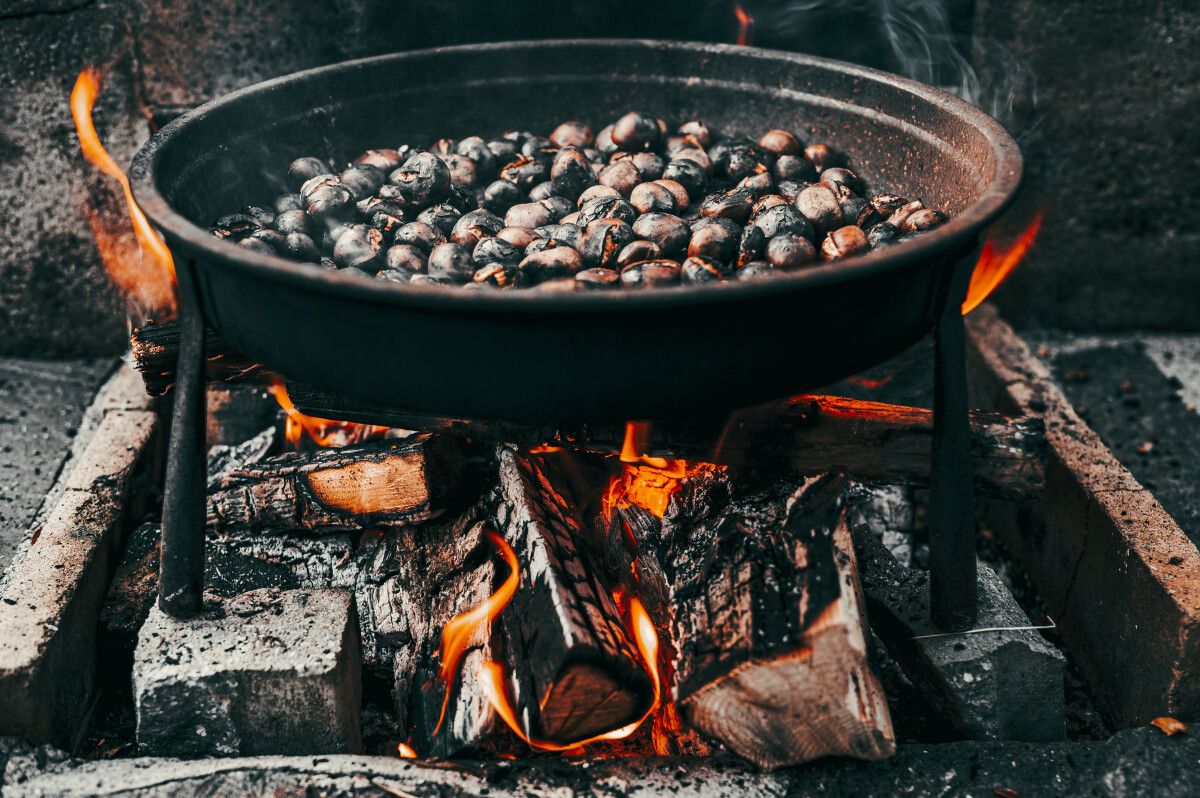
<box><xmin>962</xmin><ymin>211</ymin><xmax>1044</xmax><ymax>315</ymax></box>
<box><xmin>735</xmin><ymin>4</ymin><xmax>756</xmax><ymax>46</ymax></box>
<box><xmin>71</xmin><ymin>68</ymin><xmax>176</xmax><ymax>315</ymax></box>
<box><xmin>396</xmin><ymin>742</ymin><xmax>418</xmax><ymax>758</ymax></box>
<box><xmin>604</xmin><ymin>423</ymin><xmax>722</xmax><ymax>522</ymax></box>
<box><xmin>268</xmin><ymin>381</ymin><xmax>392</xmax><ymax>448</ymax></box>
<box><xmin>433</xmin><ymin>529</ymin><xmax>521</xmax><ymax>736</ymax></box>
<box><xmin>480</xmin><ymin>596</ymin><xmax>661</xmax><ymax>751</ymax></box>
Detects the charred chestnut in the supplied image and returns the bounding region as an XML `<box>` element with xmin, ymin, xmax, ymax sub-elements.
<box><xmin>615</xmin><ymin>239</ymin><xmax>662</xmax><ymax>269</ymax></box>
<box><xmin>287</xmin><ymin>157</ymin><xmax>328</xmax><ymax>190</ymax></box>
<box><xmin>473</xmin><ymin>263</ymin><xmax>527</xmax><ymax>289</ymax></box>
<box><xmin>483</xmin><ymin>180</ymin><xmax>524</xmax><ymax>215</ymax></box>
<box><xmin>699</xmin><ymin>187</ymin><xmax>755</xmax><ymax>224</ymax></box>
<box><xmin>505</xmin><ymin>201</ymin><xmax>554</xmax><ymax>230</ymax></box>
<box><xmin>426</xmin><ymin>242</ymin><xmax>474</xmax><ymax>282</ymax></box>
<box><xmin>273</xmin><ymin>209</ymin><xmax>313</xmax><ymax>236</ymax></box>
<box><xmin>795</xmin><ymin>184</ymin><xmax>845</xmax><ymax>235</ymax></box>
<box><xmin>804</xmin><ymin>143</ymin><xmax>847</xmax><ymax>172</ymax></box>
<box><xmin>575</xmin><ymin>267</ymin><xmax>621</xmax><ymax>289</ymax></box>
<box><xmin>500</xmin><ymin>156</ymin><xmax>548</xmax><ymax>190</ymax></box>
<box><xmin>629</xmin><ymin>181</ymin><xmax>677</xmax><ymax>214</ymax></box>
<box><xmin>630</xmin><ymin>152</ymin><xmax>665</xmax><ymax>181</ymax></box>
<box><xmin>520</xmin><ymin>246</ymin><xmax>583</xmax><ymax>282</ymax></box>
<box><xmin>597</xmin><ymin>159</ymin><xmax>641</xmax><ymax>196</ymax></box>
<box><xmin>758</xmin><ymin>129</ymin><xmax>802</xmax><ymax>156</ymax></box>
<box><xmin>388</xmin><ymin>153</ymin><xmax>451</xmax><ymax>207</ymax></box>
<box><xmin>473</xmin><ymin>237</ymin><xmax>521</xmax><ymax>268</ymax></box>
<box><xmin>551</xmin><ymin>147</ymin><xmax>597</xmax><ymax>201</ymax></box>
<box><xmin>212</xmin><ymin>213</ymin><xmax>261</xmax><ymax>240</ymax></box>
<box><xmin>654</xmin><ymin>179</ymin><xmax>690</xmax><ymax>209</ymax></box>
<box><xmin>871</xmin><ymin>193</ymin><xmax>908</xmax><ymax>217</ymax></box>
<box><xmin>339</xmin><ymin>165</ymin><xmax>385</xmax><ymax>201</ymax></box>
<box><xmin>819</xmin><ymin>167</ymin><xmax>864</xmax><ymax>197</ymax></box>
<box><xmin>394</xmin><ymin>221</ymin><xmax>445</xmax><ymax>252</ymax></box>
<box><xmin>611</xmin><ymin>112</ymin><xmax>661</xmax><ymax>151</ymax></box>
<box><xmin>662</xmin><ymin>159</ymin><xmax>707</xmax><ymax>201</ymax></box>
<box><xmin>579</xmin><ymin>219</ymin><xmax>636</xmax><ymax>269</ymax></box>
<box><xmin>681</xmin><ymin>255</ymin><xmax>726</xmax><ymax>284</ymax></box>
<box><xmin>736</xmin><ymin>224</ymin><xmax>766</xmax><ymax>267</ymax></box>
<box><xmin>866</xmin><ymin>222</ymin><xmax>900</xmax><ymax>248</ymax></box>
<box><xmin>449</xmin><ymin>208</ymin><xmax>504</xmax><ymax>249</ymax></box>
<box><xmin>577</xmin><ymin>184</ymin><xmax>621</xmax><ymax>207</ymax></box>
<box><xmin>737</xmin><ymin>260</ymin><xmax>780</xmax><ymax>280</ymax></box>
<box><xmin>821</xmin><ymin>225</ymin><xmax>870</xmax><ymax>261</ymax></box>
<box><xmin>620</xmin><ymin>259</ymin><xmax>681</xmax><ymax>288</ymax></box>
<box><xmin>632</xmin><ymin>212</ymin><xmax>690</xmax><ymax>257</ymax></box>
<box><xmin>899</xmin><ymin>208</ymin><xmax>948</xmax><ymax>233</ymax></box>
<box><xmin>765</xmin><ymin>234</ymin><xmax>817</xmax><ymax>269</ymax></box>
<box><xmin>578</xmin><ymin>196</ymin><xmax>638</xmax><ymax>226</ymax></box>
<box><xmin>282</xmin><ymin>232</ymin><xmax>321</xmax><ymax>262</ymax></box>
<box><xmin>687</xmin><ymin>221</ymin><xmax>739</xmax><ymax>262</ymax></box>
<box><xmin>385</xmin><ymin>243</ymin><xmax>428</xmax><ymax>274</ymax></box>
<box><xmin>773</xmin><ymin>154</ymin><xmax>817</xmax><ymax>182</ymax></box>
<box><xmin>416</xmin><ymin>203</ymin><xmax>461</xmax><ymax>235</ymax></box>
<box><xmin>332</xmin><ymin>224</ymin><xmax>385</xmax><ymax>270</ymax></box>
<box><xmin>550</xmin><ymin>120</ymin><xmax>593</xmax><ymax>149</ymax></box>
<box><xmin>751</xmin><ymin>203</ymin><xmax>813</xmax><ymax>240</ymax></box>
<box><xmin>456</xmin><ymin>136</ymin><xmax>496</xmax><ymax>179</ymax></box>
<box><xmin>441</xmin><ymin>154</ymin><xmax>477</xmax><ymax>187</ymax></box>
<box><xmin>677</xmin><ymin>120</ymin><xmax>712</xmax><ymax>147</ymax></box>
<box><xmin>497</xmin><ymin>226</ymin><xmax>539</xmax><ymax>250</ymax></box>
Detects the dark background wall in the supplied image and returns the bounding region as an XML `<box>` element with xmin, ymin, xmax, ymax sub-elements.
<box><xmin>1</xmin><ymin>0</ymin><xmax>1195</xmax><ymax>357</ymax></box>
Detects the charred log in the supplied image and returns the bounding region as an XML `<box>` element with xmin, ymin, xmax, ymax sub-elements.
<box><xmin>290</xmin><ymin>385</ymin><xmax>1045</xmax><ymax>501</ymax></box>
<box><xmin>131</xmin><ymin>321</ymin><xmax>262</xmax><ymax>396</ymax></box>
<box><xmin>491</xmin><ymin>447</ymin><xmax>655</xmax><ymax>744</ymax></box>
<box><xmin>605</xmin><ymin>471</ymin><xmax>894</xmax><ymax>770</ymax></box>
<box><xmin>206</xmin><ymin>433</ymin><xmax>464</xmax><ymax>532</ymax></box>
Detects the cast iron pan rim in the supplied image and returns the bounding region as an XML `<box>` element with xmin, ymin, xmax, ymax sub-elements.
<box><xmin>129</xmin><ymin>38</ymin><xmax>1022</xmax><ymax>314</ymax></box>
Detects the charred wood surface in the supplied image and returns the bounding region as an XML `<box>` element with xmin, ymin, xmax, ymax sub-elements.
<box><xmin>130</xmin><ymin>321</ymin><xmax>262</xmax><ymax>396</ymax></box>
<box><xmin>291</xmin><ymin>385</ymin><xmax>1045</xmax><ymax>501</ymax></box>
<box><xmin>491</xmin><ymin>447</ymin><xmax>654</xmax><ymax>744</ymax></box>
<box><xmin>606</xmin><ymin>472</ymin><xmax>895</xmax><ymax>770</ymax></box>
<box><xmin>206</xmin><ymin>433</ymin><xmax>463</xmax><ymax>532</ymax></box>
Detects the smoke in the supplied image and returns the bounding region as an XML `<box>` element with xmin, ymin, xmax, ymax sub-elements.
<box><xmin>756</xmin><ymin>0</ymin><xmax>1036</xmax><ymax>132</ymax></box>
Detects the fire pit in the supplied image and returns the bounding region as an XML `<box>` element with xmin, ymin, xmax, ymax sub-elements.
<box><xmin>127</xmin><ymin>40</ymin><xmax>1021</xmax><ymax>642</ymax></box>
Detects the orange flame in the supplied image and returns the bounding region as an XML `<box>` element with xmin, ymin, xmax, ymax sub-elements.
<box><xmin>735</xmin><ymin>4</ymin><xmax>755</xmax><ymax>46</ymax></box>
<box><xmin>396</xmin><ymin>742</ymin><xmax>417</xmax><ymax>758</ymax></box>
<box><xmin>268</xmin><ymin>381</ymin><xmax>391</xmax><ymax>448</ymax></box>
<box><xmin>962</xmin><ymin>211</ymin><xmax>1044</xmax><ymax>315</ymax></box>
<box><xmin>480</xmin><ymin>596</ymin><xmax>661</xmax><ymax>750</ymax></box>
<box><xmin>71</xmin><ymin>68</ymin><xmax>176</xmax><ymax>312</ymax></box>
<box><xmin>433</xmin><ymin>530</ymin><xmax>520</xmax><ymax>736</ymax></box>
<box><xmin>605</xmin><ymin>422</ymin><xmax>723</xmax><ymax>521</ymax></box>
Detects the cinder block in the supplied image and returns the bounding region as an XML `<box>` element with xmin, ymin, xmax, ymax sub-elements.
<box><xmin>133</xmin><ymin>588</ymin><xmax>362</xmax><ymax>757</ymax></box>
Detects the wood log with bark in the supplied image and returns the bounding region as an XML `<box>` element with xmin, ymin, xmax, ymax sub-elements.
<box><xmin>289</xmin><ymin>384</ymin><xmax>1045</xmax><ymax>501</ymax></box>
<box><xmin>205</xmin><ymin>433</ymin><xmax>464</xmax><ymax>532</ymax></box>
<box><xmin>604</xmin><ymin>470</ymin><xmax>895</xmax><ymax>770</ymax></box>
<box><xmin>131</xmin><ymin>320</ymin><xmax>263</xmax><ymax>396</ymax></box>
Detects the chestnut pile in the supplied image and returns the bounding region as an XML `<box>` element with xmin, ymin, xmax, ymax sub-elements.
<box><xmin>211</xmin><ymin>112</ymin><xmax>949</xmax><ymax>291</ymax></box>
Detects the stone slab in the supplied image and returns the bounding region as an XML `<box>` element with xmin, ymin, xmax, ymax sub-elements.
<box><xmin>849</xmin><ymin>503</ymin><xmax>1066</xmax><ymax>742</ymax></box>
<box><xmin>4</xmin><ymin>728</ymin><xmax>1200</xmax><ymax>797</ymax></box>
<box><xmin>966</xmin><ymin>304</ymin><xmax>1200</xmax><ymax>726</ymax></box>
<box><xmin>133</xmin><ymin>588</ymin><xmax>362</xmax><ymax>757</ymax></box>
<box><xmin>0</xmin><ymin>363</ymin><xmax>157</xmax><ymax>747</ymax></box>
<box><xmin>0</xmin><ymin>358</ymin><xmax>115</xmax><ymax>574</ymax></box>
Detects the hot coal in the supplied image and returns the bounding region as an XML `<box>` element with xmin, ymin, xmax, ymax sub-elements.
<box><xmin>208</xmin><ymin>116</ymin><xmax>950</xmax><ymax>292</ymax></box>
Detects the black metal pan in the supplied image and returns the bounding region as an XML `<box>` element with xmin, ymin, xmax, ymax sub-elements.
<box><xmin>130</xmin><ymin>39</ymin><xmax>1021</xmax><ymax>423</ymax></box>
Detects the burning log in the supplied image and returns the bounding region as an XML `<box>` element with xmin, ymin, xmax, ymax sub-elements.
<box><xmin>490</xmin><ymin>447</ymin><xmax>655</xmax><ymax>743</ymax></box>
<box><xmin>606</xmin><ymin>471</ymin><xmax>894</xmax><ymax>770</ymax></box>
<box><xmin>206</xmin><ymin>433</ymin><xmax>464</xmax><ymax>532</ymax></box>
<box><xmin>131</xmin><ymin>320</ymin><xmax>263</xmax><ymax>396</ymax></box>
<box><xmin>292</xmin><ymin>384</ymin><xmax>1045</xmax><ymax>501</ymax></box>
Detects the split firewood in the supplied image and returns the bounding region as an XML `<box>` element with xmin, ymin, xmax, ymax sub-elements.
<box><xmin>131</xmin><ymin>320</ymin><xmax>263</xmax><ymax>396</ymax></box>
<box><xmin>205</xmin><ymin>433</ymin><xmax>464</xmax><ymax>532</ymax></box>
<box><xmin>491</xmin><ymin>447</ymin><xmax>655</xmax><ymax>744</ymax></box>
<box><xmin>605</xmin><ymin>471</ymin><xmax>894</xmax><ymax>770</ymax></box>
<box><xmin>290</xmin><ymin>384</ymin><xmax>1045</xmax><ymax>501</ymax></box>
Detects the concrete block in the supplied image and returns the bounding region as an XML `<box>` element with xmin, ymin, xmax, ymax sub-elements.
<box><xmin>850</xmin><ymin>506</ymin><xmax>1066</xmax><ymax>741</ymax></box>
<box><xmin>133</xmin><ymin>588</ymin><xmax>362</xmax><ymax>757</ymax></box>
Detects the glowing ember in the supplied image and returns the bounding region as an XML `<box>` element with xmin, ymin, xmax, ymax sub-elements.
<box><xmin>735</xmin><ymin>4</ymin><xmax>755</xmax><ymax>46</ymax></box>
<box><xmin>268</xmin><ymin>381</ymin><xmax>391</xmax><ymax>448</ymax></box>
<box><xmin>480</xmin><ymin>597</ymin><xmax>662</xmax><ymax>750</ymax></box>
<box><xmin>71</xmin><ymin>68</ymin><xmax>176</xmax><ymax>313</ymax></box>
<box><xmin>434</xmin><ymin>530</ymin><xmax>520</xmax><ymax>736</ymax></box>
<box><xmin>962</xmin><ymin>211</ymin><xmax>1044</xmax><ymax>315</ymax></box>
<box><xmin>396</xmin><ymin>742</ymin><xmax>418</xmax><ymax>758</ymax></box>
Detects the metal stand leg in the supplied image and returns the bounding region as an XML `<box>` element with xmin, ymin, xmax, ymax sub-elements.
<box><xmin>930</xmin><ymin>267</ymin><xmax>977</xmax><ymax>631</ymax></box>
<box><xmin>158</xmin><ymin>260</ymin><xmax>207</xmax><ymax>617</ymax></box>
